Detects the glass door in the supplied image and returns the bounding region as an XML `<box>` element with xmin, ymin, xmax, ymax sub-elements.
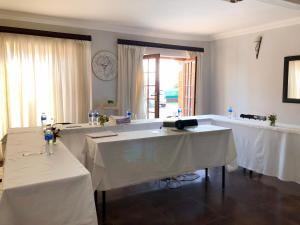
<box><xmin>143</xmin><ymin>54</ymin><xmax>160</xmax><ymax>119</ymax></box>
<box><xmin>178</xmin><ymin>57</ymin><xmax>196</xmax><ymax>116</ymax></box>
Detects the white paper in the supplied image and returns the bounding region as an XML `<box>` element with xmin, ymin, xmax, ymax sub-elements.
<box><xmin>86</xmin><ymin>131</ymin><xmax>118</xmax><ymax>138</ymax></box>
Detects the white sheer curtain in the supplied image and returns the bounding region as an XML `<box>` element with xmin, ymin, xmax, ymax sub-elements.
<box><xmin>0</xmin><ymin>33</ymin><xmax>92</xmax><ymax>139</ymax></box>
<box><xmin>117</xmin><ymin>44</ymin><xmax>146</xmax><ymax>118</ymax></box>
<box><xmin>186</xmin><ymin>51</ymin><xmax>204</xmax><ymax>115</ymax></box>
<box><xmin>288</xmin><ymin>60</ymin><xmax>300</xmax><ymax>99</ymax></box>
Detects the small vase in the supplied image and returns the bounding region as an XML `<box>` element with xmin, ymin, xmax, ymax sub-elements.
<box><xmin>270</xmin><ymin>121</ymin><xmax>276</xmax><ymax>126</ymax></box>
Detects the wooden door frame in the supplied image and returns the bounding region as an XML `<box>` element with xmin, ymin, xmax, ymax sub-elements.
<box><xmin>143</xmin><ymin>55</ymin><xmax>197</xmax><ymax>118</ymax></box>
<box><xmin>143</xmin><ymin>54</ymin><xmax>160</xmax><ymax>118</ymax></box>
<box><xmin>194</xmin><ymin>56</ymin><xmax>197</xmax><ymax>116</ymax></box>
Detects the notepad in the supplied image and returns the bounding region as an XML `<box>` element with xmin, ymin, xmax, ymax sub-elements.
<box><xmin>65</xmin><ymin>125</ymin><xmax>82</xmax><ymax>128</ymax></box>
<box><xmin>86</xmin><ymin>131</ymin><xmax>118</xmax><ymax>138</ymax></box>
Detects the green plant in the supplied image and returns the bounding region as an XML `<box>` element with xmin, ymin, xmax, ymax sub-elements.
<box><xmin>99</xmin><ymin>115</ymin><xmax>109</xmax><ymax>125</ymax></box>
<box><xmin>268</xmin><ymin>114</ymin><xmax>277</xmax><ymax>126</ymax></box>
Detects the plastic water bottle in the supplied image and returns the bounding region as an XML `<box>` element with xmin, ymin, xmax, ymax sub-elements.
<box><xmin>88</xmin><ymin>111</ymin><xmax>94</xmax><ymax>125</ymax></box>
<box><xmin>41</xmin><ymin>113</ymin><xmax>47</xmax><ymax>129</ymax></box>
<box><xmin>126</xmin><ymin>110</ymin><xmax>132</xmax><ymax>119</ymax></box>
<box><xmin>178</xmin><ymin>108</ymin><xmax>182</xmax><ymax>118</ymax></box>
<box><xmin>94</xmin><ymin>111</ymin><xmax>100</xmax><ymax>125</ymax></box>
<box><xmin>44</xmin><ymin>130</ymin><xmax>54</xmax><ymax>155</ymax></box>
<box><xmin>227</xmin><ymin>106</ymin><xmax>233</xmax><ymax>119</ymax></box>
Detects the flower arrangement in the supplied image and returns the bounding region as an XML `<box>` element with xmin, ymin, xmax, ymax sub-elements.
<box><xmin>45</xmin><ymin>125</ymin><xmax>61</xmax><ymax>143</ymax></box>
<box><xmin>268</xmin><ymin>114</ymin><xmax>277</xmax><ymax>126</ymax></box>
<box><xmin>99</xmin><ymin>114</ymin><xmax>109</xmax><ymax>126</ymax></box>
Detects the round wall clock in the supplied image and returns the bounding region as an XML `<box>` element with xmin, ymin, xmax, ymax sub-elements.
<box><xmin>92</xmin><ymin>51</ymin><xmax>117</xmax><ymax>81</ymax></box>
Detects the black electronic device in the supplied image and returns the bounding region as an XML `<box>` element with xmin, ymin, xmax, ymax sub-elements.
<box><xmin>240</xmin><ymin>114</ymin><xmax>267</xmax><ymax>121</ymax></box>
<box><xmin>163</xmin><ymin>119</ymin><xmax>198</xmax><ymax>130</ymax></box>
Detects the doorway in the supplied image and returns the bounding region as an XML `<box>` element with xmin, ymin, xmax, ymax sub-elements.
<box><xmin>143</xmin><ymin>55</ymin><xmax>197</xmax><ymax>119</ymax></box>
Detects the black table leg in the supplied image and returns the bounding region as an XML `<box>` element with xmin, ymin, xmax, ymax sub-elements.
<box><xmin>102</xmin><ymin>191</ymin><xmax>106</xmax><ymax>224</ymax></box>
<box><xmin>94</xmin><ymin>191</ymin><xmax>98</xmax><ymax>206</ymax></box>
<box><xmin>205</xmin><ymin>168</ymin><xmax>209</xmax><ymax>182</ymax></box>
<box><xmin>249</xmin><ymin>170</ymin><xmax>253</xmax><ymax>178</ymax></box>
<box><xmin>243</xmin><ymin>168</ymin><xmax>247</xmax><ymax>175</ymax></box>
<box><xmin>222</xmin><ymin>166</ymin><xmax>225</xmax><ymax>190</ymax></box>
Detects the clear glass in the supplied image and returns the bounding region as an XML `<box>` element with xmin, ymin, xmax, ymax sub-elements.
<box><xmin>148</xmin><ymin>86</ymin><xmax>155</xmax><ymax>98</ymax></box>
<box><xmin>148</xmin><ymin>59</ymin><xmax>156</xmax><ymax>72</ymax></box>
<box><xmin>148</xmin><ymin>72</ymin><xmax>156</xmax><ymax>85</ymax></box>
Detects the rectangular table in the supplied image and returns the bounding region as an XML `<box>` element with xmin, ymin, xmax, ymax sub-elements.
<box><xmin>84</xmin><ymin>124</ymin><xmax>236</xmax><ymax>223</ymax></box>
<box><xmin>59</xmin><ymin>117</ymin><xmax>212</xmax><ymax>165</ymax></box>
<box><xmin>0</xmin><ymin>129</ymin><xmax>98</xmax><ymax>225</ymax></box>
<box><xmin>85</xmin><ymin>124</ymin><xmax>236</xmax><ymax>191</ymax></box>
<box><xmin>210</xmin><ymin>115</ymin><xmax>300</xmax><ymax>184</ymax></box>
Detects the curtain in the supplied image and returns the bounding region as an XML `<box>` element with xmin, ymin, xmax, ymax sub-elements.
<box><xmin>288</xmin><ymin>60</ymin><xmax>300</xmax><ymax>99</ymax></box>
<box><xmin>0</xmin><ymin>33</ymin><xmax>92</xmax><ymax>139</ymax></box>
<box><xmin>117</xmin><ymin>44</ymin><xmax>146</xmax><ymax>118</ymax></box>
<box><xmin>186</xmin><ymin>51</ymin><xmax>204</xmax><ymax>115</ymax></box>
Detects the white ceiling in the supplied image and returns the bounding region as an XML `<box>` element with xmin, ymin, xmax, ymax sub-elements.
<box><xmin>0</xmin><ymin>0</ymin><xmax>300</xmax><ymax>40</ymax></box>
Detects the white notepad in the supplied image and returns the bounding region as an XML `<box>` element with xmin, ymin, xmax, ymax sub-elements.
<box><xmin>86</xmin><ymin>131</ymin><xmax>118</xmax><ymax>138</ymax></box>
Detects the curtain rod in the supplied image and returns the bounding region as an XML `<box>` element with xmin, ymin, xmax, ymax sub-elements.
<box><xmin>0</xmin><ymin>26</ymin><xmax>92</xmax><ymax>41</ymax></box>
<box><xmin>117</xmin><ymin>39</ymin><xmax>204</xmax><ymax>52</ymax></box>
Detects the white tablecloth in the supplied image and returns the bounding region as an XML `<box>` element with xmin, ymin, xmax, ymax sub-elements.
<box><xmin>59</xmin><ymin>115</ymin><xmax>300</xmax><ymax>185</ymax></box>
<box><xmin>60</xmin><ymin>119</ymin><xmax>163</xmax><ymax>164</ymax></box>
<box><xmin>59</xmin><ymin>117</ymin><xmax>212</xmax><ymax>164</ymax></box>
<box><xmin>0</xmin><ymin>130</ymin><xmax>98</xmax><ymax>225</ymax></box>
<box><xmin>209</xmin><ymin>116</ymin><xmax>300</xmax><ymax>184</ymax></box>
<box><xmin>84</xmin><ymin>125</ymin><xmax>236</xmax><ymax>191</ymax></box>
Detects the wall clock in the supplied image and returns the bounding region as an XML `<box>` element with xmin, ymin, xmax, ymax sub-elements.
<box><xmin>92</xmin><ymin>51</ymin><xmax>117</xmax><ymax>81</ymax></box>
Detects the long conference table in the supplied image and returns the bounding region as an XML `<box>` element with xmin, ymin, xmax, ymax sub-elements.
<box><xmin>0</xmin><ymin>128</ymin><xmax>98</xmax><ymax>225</ymax></box>
<box><xmin>1</xmin><ymin>114</ymin><xmax>300</xmax><ymax>225</ymax></box>
<box><xmin>60</xmin><ymin>115</ymin><xmax>300</xmax><ymax>185</ymax></box>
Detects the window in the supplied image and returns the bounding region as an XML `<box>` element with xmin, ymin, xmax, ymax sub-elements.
<box><xmin>0</xmin><ymin>33</ymin><xmax>91</xmax><ymax>139</ymax></box>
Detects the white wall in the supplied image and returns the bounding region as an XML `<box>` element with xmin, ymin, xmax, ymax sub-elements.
<box><xmin>210</xmin><ymin>24</ymin><xmax>300</xmax><ymax>125</ymax></box>
<box><xmin>0</xmin><ymin>19</ymin><xmax>211</xmax><ymax>114</ymax></box>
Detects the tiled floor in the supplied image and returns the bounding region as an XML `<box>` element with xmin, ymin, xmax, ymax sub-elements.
<box><xmin>96</xmin><ymin>168</ymin><xmax>300</xmax><ymax>225</ymax></box>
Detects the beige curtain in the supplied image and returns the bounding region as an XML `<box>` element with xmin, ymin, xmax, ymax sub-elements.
<box><xmin>117</xmin><ymin>44</ymin><xmax>146</xmax><ymax>118</ymax></box>
<box><xmin>0</xmin><ymin>33</ymin><xmax>92</xmax><ymax>139</ymax></box>
<box><xmin>186</xmin><ymin>51</ymin><xmax>204</xmax><ymax>115</ymax></box>
<box><xmin>288</xmin><ymin>60</ymin><xmax>300</xmax><ymax>99</ymax></box>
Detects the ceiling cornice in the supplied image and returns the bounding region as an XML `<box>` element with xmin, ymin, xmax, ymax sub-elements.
<box><xmin>0</xmin><ymin>10</ymin><xmax>212</xmax><ymax>42</ymax></box>
<box><xmin>212</xmin><ymin>16</ymin><xmax>300</xmax><ymax>40</ymax></box>
<box><xmin>1</xmin><ymin>9</ymin><xmax>300</xmax><ymax>42</ymax></box>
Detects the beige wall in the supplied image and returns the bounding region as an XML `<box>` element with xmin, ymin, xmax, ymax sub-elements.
<box><xmin>210</xmin><ymin>24</ymin><xmax>300</xmax><ymax>125</ymax></box>
<box><xmin>0</xmin><ymin>19</ymin><xmax>211</xmax><ymax>114</ymax></box>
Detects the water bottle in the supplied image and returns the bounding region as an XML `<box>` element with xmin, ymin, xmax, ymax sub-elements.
<box><xmin>44</xmin><ymin>130</ymin><xmax>54</xmax><ymax>155</ymax></box>
<box><xmin>94</xmin><ymin>111</ymin><xmax>100</xmax><ymax>125</ymax></box>
<box><xmin>227</xmin><ymin>106</ymin><xmax>233</xmax><ymax>119</ymax></box>
<box><xmin>126</xmin><ymin>110</ymin><xmax>132</xmax><ymax>119</ymax></box>
<box><xmin>177</xmin><ymin>108</ymin><xmax>182</xmax><ymax>118</ymax></box>
<box><xmin>41</xmin><ymin>113</ymin><xmax>47</xmax><ymax>129</ymax></box>
<box><xmin>88</xmin><ymin>111</ymin><xmax>94</xmax><ymax>125</ymax></box>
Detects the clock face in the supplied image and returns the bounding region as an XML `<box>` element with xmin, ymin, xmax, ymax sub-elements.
<box><xmin>92</xmin><ymin>51</ymin><xmax>117</xmax><ymax>81</ymax></box>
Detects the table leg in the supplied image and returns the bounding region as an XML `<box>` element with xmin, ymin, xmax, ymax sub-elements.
<box><xmin>249</xmin><ymin>170</ymin><xmax>253</xmax><ymax>178</ymax></box>
<box><xmin>205</xmin><ymin>168</ymin><xmax>209</xmax><ymax>182</ymax></box>
<box><xmin>222</xmin><ymin>166</ymin><xmax>225</xmax><ymax>190</ymax></box>
<box><xmin>243</xmin><ymin>168</ymin><xmax>247</xmax><ymax>175</ymax></box>
<box><xmin>102</xmin><ymin>191</ymin><xmax>106</xmax><ymax>224</ymax></box>
<box><xmin>94</xmin><ymin>191</ymin><xmax>98</xmax><ymax>207</ymax></box>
